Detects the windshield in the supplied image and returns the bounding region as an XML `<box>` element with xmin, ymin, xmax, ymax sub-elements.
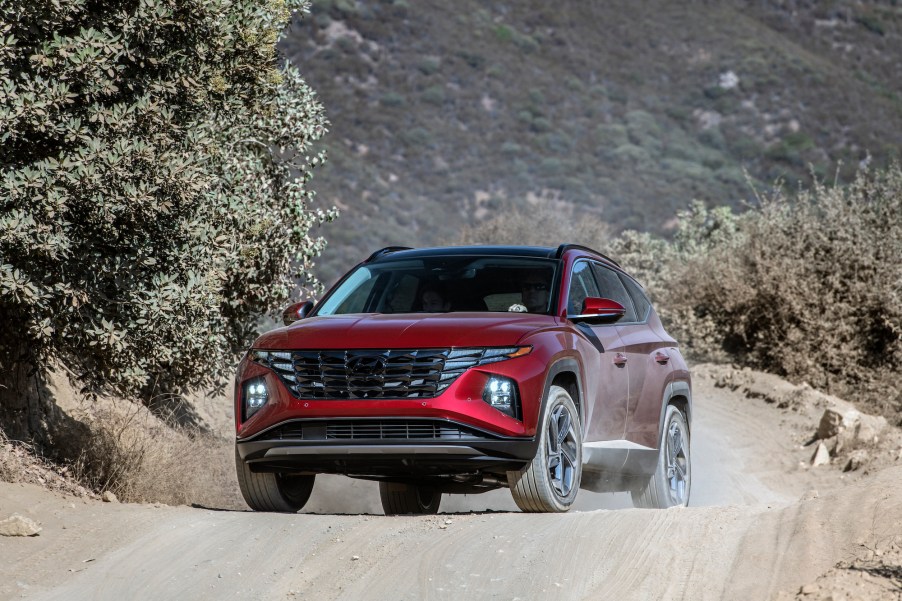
<box><xmin>316</xmin><ymin>256</ymin><xmax>559</xmax><ymax>316</ymax></box>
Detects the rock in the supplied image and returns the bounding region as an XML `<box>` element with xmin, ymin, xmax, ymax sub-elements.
<box><xmin>800</xmin><ymin>583</ymin><xmax>820</xmax><ymax>595</ymax></box>
<box><xmin>817</xmin><ymin>408</ymin><xmax>858</xmax><ymax>440</ymax></box>
<box><xmin>811</xmin><ymin>442</ymin><xmax>831</xmax><ymax>467</ymax></box>
<box><xmin>827</xmin><ymin>428</ymin><xmax>858</xmax><ymax>456</ymax></box>
<box><xmin>817</xmin><ymin>407</ymin><xmax>886</xmax><ymax>448</ymax></box>
<box><xmin>856</xmin><ymin>414</ymin><xmax>886</xmax><ymax>444</ymax></box>
<box><xmin>101</xmin><ymin>491</ymin><xmax>119</xmax><ymax>503</ymax></box>
<box><xmin>0</xmin><ymin>514</ymin><xmax>42</xmax><ymax>537</ymax></box>
<box><xmin>844</xmin><ymin>449</ymin><xmax>869</xmax><ymax>472</ymax></box>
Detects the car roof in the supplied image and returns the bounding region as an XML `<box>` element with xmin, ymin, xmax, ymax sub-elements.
<box><xmin>366</xmin><ymin>245</ymin><xmax>622</xmax><ymax>268</ymax></box>
<box><xmin>367</xmin><ymin>245</ymin><xmax>558</xmax><ymax>262</ymax></box>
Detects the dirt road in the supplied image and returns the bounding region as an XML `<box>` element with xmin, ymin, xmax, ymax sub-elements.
<box><xmin>3</xmin><ymin>367</ymin><xmax>901</xmax><ymax>600</ymax></box>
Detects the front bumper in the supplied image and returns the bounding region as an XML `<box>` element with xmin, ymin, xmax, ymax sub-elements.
<box><xmin>236</xmin><ymin>417</ymin><xmax>538</xmax><ymax>477</ymax></box>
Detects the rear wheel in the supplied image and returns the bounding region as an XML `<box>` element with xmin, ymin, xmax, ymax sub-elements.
<box><xmin>631</xmin><ymin>404</ymin><xmax>691</xmax><ymax>508</ymax></box>
<box><xmin>379</xmin><ymin>482</ymin><xmax>441</xmax><ymax>515</ymax></box>
<box><xmin>235</xmin><ymin>446</ymin><xmax>315</xmax><ymax>512</ymax></box>
<box><xmin>507</xmin><ymin>385</ymin><xmax>582</xmax><ymax>512</ymax></box>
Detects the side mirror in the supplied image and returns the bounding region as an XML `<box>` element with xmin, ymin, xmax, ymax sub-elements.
<box><xmin>570</xmin><ymin>297</ymin><xmax>626</xmax><ymax>324</ymax></box>
<box><xmin>282</xmin><ymin>300</ymin><xmax>314</xmax><ymax>325</ymax></box>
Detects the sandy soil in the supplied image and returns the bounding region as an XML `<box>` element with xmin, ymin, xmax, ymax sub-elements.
<box><xmin>2</xmin><ymin>364</ymin><xmax>901</xmax><ymax>601</ymax></box>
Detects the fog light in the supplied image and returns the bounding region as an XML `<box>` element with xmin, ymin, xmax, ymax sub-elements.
<box><xmin>243</xmin><ymin>377</ymin><xmax>268</xmax><ymax>420</ymax></box>
<box><xmin>482</xmin><ymin>376</ymin><xmax>519</xmax><ymax>419</ymax></box>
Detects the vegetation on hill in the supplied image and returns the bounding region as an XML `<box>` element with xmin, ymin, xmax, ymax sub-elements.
<box><xmin>0</xmin><ymin>0</ymin><xmax>333</xmax><ymax>443</ymax></box>
<box><xmin>279</xmin><ymin>0</ymin><xmax>902</xmax><ymax>280</ymax></box>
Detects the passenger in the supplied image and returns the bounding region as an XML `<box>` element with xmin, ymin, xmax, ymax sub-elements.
<box><xmin>420</xmin><ymin>285</ymin><xmax>451</xmax><ymax>312</ymax></box>
<box><xmin>520</xmin><ymin>272</ymin><xmax>551</xmax><ymax>313</ymax></box>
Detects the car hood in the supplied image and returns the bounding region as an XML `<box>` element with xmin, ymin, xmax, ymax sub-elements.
<box><xmin>253</xmin><ymin>313</ymin><xmax>558</xmax><ymax>350</ymax></box>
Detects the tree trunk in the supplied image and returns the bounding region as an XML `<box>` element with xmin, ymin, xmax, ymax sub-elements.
<box><xmin>0</xmin><ymin>362</ymin><xmax>59</xmax><ymax>451</ymax></box>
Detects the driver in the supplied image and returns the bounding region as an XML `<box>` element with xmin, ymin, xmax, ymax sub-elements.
<box><xmin>420</xmin><ymin>285</ymin><xmax>451</xmax><ymax>312</ymax></box>
<box><xmin>520</xmin><ymin>271</ymin><xmax>551</xmax><ymax>313</ymax></box>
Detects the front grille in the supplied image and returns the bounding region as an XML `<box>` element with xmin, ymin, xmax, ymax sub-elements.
<box><xmin>258</xmin><ymin>419</ymin><xmax>494</xmax><ymax>441</ymax></box>
<box><xmin>252</xmin><ymin>347</ymin><xmax>518</xmax><ymax>400</ymax></box>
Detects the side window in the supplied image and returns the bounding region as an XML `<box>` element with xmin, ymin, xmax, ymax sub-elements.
<box><xmin>590</xmin><ymin>264</ymin><xmax>638</xmax><ymax>322</ymax></box>
<box><xmin>619</xmin><ymin>274</ymin><xmax>651</xmax><ymax>322</ymax></box>
<box><xmin>568</xmin><ymin>261</ymin><xmax>600</xmax><ymax>315</ymax></box>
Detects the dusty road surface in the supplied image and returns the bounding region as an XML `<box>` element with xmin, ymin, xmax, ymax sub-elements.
<box><xmin>2</xmin><ymin>365</ymin><xmax>901</xmax><ymax>601</ymax></box>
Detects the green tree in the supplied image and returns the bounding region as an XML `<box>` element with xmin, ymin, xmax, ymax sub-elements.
<box><xmin>0</xmin><ymin>0</ymin><xmax>334</xmax><ymax>439</ymax></box>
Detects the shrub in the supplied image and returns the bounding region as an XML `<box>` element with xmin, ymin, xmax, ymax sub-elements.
<box><xmin>416</xmin><ymin>57</ymin><xmax>441</xmax><ymax>76</ymax></box>
<box><xmin>379</xmin><ymin>91</ymin><xmax>406</xmax><ymax>107</ymax></box>
<box><xmin>0</xmin><ymin>1</ymin><xmax>335</xmax><ymax>425</ymax></box>
<box><xmin>71</xmin><ymin>403</ymin><xmax>241</xmax><ymax>507</ymax></box>
<box><xmin>456</xmin><ymin>201</ymin><xmax>611</xmax><ymax>250</ymax></box>
<box><xmin>421</xmin><ymin>85</ymin><xmax>446</xmax><ymax>105</ymax></box>
<box><xmin>665</xmin><ymin>167</ymin><xmax>902</xmax><ymax>417</ymax></box>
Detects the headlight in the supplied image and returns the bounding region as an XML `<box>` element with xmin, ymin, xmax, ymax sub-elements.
<box><xmin>482</xmin><ymin>375</ymin><xmax>519</xmax><ymax>419</ymax></box>
<box><xmin>243</xmin><ymin>377</ymin><xmax>269</xmax><ymax>420</ymax></box>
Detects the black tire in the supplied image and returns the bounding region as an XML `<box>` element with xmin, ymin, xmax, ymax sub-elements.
<box><xmin>379</xmin><ymin>482</ymin><xmax>442</xmax><ymax>515</ymax></box>
<box><xmin>631</xmin><ymin>404</ymin><xmax>691</xmax><ymax>509</ymax></box>
<box><xmin>507</xmin><ymin>385</ymin><xmax>583</xmax><ymax>513</ymax></box>
<box><xmin>235</xmin><ymin>446</ymin><xmax>315</xmax><ymax>512</ymax></box>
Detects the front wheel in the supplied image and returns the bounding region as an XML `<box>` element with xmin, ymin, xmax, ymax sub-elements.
<box><xmin>235</xmin><ymin>446</ymin><xmax>315</xmax><ymax>512</ymax></box>
<box><xmin>631</xmin><ymin>404</ymin><xmax>691</xmax><ymax>508</ymax></box>
<box><xmin>379</xmin><ymin>482</ymin><xmax>441</xmax><ymax>515</ymax></box>
<box><xmin>507</xmin><ymin>385</ymin><xmax>583</xmax><ymax>512</ymax></box>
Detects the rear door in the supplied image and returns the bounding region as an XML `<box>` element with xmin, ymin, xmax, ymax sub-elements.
<box><xmin>593</xmin><ymin>264</ymin><xmax>673</xmax><ymax>449</ymax></box>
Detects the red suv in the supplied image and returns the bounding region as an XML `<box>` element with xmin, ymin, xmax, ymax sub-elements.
<box><xmin>234</xmin><ymin>245</ymin><xmax>691</xmax><ymax>514</ymax></box>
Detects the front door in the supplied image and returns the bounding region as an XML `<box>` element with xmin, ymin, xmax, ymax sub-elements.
<box><xmin>567</xmin><ymin>260</ymin><xmax>629</xmax><ymax>442</ymax></box>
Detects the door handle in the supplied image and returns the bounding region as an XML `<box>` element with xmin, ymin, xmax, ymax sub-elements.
<box><xmin>654</xmin><ymin>351</ymin><xmax>670</xmax><ymax>365</ymax></box>
<box><xmin>613</xmin><ymin>353</ymin><xmax>627</xmax><ymax>367</ymax></box>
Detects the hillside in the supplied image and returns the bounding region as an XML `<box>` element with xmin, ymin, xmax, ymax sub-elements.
<box><xmin>278</xmin><ymin>0</ymin><xmax>902</xmax><ymax>281</ymax></box>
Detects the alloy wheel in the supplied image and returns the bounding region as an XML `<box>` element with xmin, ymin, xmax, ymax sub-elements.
<box><xmin>546</xmin><ymin>403</ymin><xmax>579</xmax><ymax>497</ymax></box>
<box><xmin>665</xmin><ymin>417</ymin><xmax>690</xmax><ymax>505</ymax></box>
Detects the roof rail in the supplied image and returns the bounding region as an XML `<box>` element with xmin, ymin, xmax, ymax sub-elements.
<box><xmin>554</xmin><ymin>244</ymin><xmax>621</xmax><ymax>268</ymax></box>
<box><xmin>364</xmin><ymin>246</ymin><xmax>413</xmax><ymax>263</ymax></box>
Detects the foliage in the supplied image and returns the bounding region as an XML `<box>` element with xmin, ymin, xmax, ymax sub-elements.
<box><xmin>0</xmin><ymin>0</ymin><xmax>335</xmax><ymax>400</ymax></box>
<box><xmin>664</xmin><ymin>166</ymin><xmax>902</xmax><ymax>416</ymax></box>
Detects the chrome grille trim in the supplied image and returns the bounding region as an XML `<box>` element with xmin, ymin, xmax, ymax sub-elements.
<box><xmin>251</xmin><ymin>347</ymin><xmax>518</xmax><ymax>400</ymax></box>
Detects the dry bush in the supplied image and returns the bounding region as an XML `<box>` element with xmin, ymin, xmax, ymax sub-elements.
<box><xmin>456</xmin><ymin>200</ymin><xmax>611</xmax><ymax>248</ymax></box>
<box><xmin>664</xmin><ymin>167</ymin><xmax>902</xmax><ymax>418</ymax></box>
<box><xmin>69</xmin><ymin>403</ymin><xmax>243</xmax><ymax>508</ymax></box>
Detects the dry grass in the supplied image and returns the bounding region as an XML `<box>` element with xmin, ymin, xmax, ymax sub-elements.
<box><xmin>67</xmin><ymin>402</ymin><xmax>244</xmax><ymax>508</ymax></box>
<box><xmin>0</xmin><ymin>430</ymin><xmax>95</xmax><ymax>498</ymax></box>
<box><xmin>0</xmin><ymin>375</ymin><xmax>244</xmax><ymax>509</ymax></box>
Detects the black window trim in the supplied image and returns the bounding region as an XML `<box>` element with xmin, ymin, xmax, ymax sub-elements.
<box><xmin>589</xmin><ymin>261</ymin><xmax>642</xmax><ymax>325</ymax></box>
<box><xmin>617</xmin><ymin>272</ymin><xmax>651</xmax><ymax>324</ymax></box>
<box><xmin>565</xmin><ymin>259</ymin><xmax>601</xmax><ymax>318</ymax></box>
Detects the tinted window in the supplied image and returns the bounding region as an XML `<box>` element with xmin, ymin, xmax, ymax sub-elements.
<box><xmin>590</xmin><ymin>264</ymin><xmax>638</xmax><ymax>322</ymax></box>
<box><xmin>619</xmin><ymin>274</ymin><xmax>651</xmax><ymax>322</ymax></box>
<box><xmin>568</xmin><ymin>260</ymin><xmax>600</xmax><ymax>315</ymax></box>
